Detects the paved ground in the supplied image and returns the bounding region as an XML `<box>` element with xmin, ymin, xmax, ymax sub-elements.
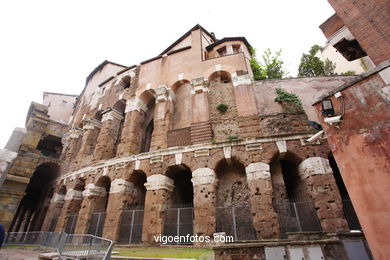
<box><xmin>0</xmin><ymin>247</ymin><xmax>43</xmax><ymax>260</ymax></box>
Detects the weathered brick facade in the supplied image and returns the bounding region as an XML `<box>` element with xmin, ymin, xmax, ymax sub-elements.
<box><xmin>1</xmin><ymin>25</ymin><xmax>369</xmax><ymax>259</ymax></box>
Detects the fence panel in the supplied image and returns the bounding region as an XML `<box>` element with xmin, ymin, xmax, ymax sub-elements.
<box><xmin>64</xmin><ymin>214</ymin><xmax>78</xmax><ymax>234</ymax></box>
<box><xmin>87</xmin><ymin>212</ymin><xmax>106</xmax><ymax>237</ymax></box>
<box><xmin>118</xmin><ymin>209</ymin><xmax>144</xmax><ymax>244</ymax></box>
<box><xmin>163</xmin><ymin>205</ymin><xmax>194</xmax><ymax>245</ymax></box>
<box><xmin>275</xmin><ymin>199</ymin><xmax>322</xmax><ymax>236</ymax></box>
<box><xmin>216</xmin><ymin>205</ymin><xmax>256</xmax><ymax>241</ymax></box>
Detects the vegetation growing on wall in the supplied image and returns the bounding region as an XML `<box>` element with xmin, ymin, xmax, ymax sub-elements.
<box><xmin>216</xmin><ymin>103</ymin><xmax>228</xmax><ymax>114</ymax></box>
<box><xmin>274</xmin><ymin>88</ymin><xmax>302</xmax><ymax>107</ymax></box>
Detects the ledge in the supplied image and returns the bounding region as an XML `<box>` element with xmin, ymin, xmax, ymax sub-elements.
<box><xmin>312</xmin><ymin>59</ymin><xmax>390</xmax><ymax>105</ymax></box>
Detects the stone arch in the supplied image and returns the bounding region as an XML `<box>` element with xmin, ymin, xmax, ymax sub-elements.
<box><xmin>138</xmin><ymin>90</ymin><xmax>156</xmax><ymax>153</ymax></box>
<box><xmin>214</xmin><ymin>157</ymin><xmax>255</xmax><ymax>240</ymax></box>
<box><xmin>270</xmin><ymin>153</ymin><xmax>323</xmax><ymax>235</ymax></box>
<box><xmin>94</xmin><ymin>175</ymin><xmax>111</xmax><ymax>212</ymax></box>
<box><xmin>112</xmin><ymin>99</ymin><xmax>126</xmax><ymax>114</ymax></box>
<box><xmin>93</xmin><ymin>110</ymin><xmax>103</xmax><ymax>121</ymax></box>
<box><xmin>126</xmin><ymin>170</ymin><xmax>147</xmax><ymax>208</ymax></box>
<box><xmin>118</xmin><ymin>75</ymin><xmax>131</xmax><ymax>89</ymax></box>
<box><xmin>208</xmin><ymin>70</ymin><xmax>232</xmax><ymax>84</ymax></box>
<box><xmin>166</xmin><ymin>164</ymin><xmax>194</xmax><ymax>206</ymax></box>
<box><xmin>10</xmin><ymin>162</ymin><xmax>60</xmax><ymax>232</ymax></box>
<box><xmin>112</xmin><ymin>99</ymin><xmax>126</xmax><ymax>155</ymax></box>
<box><xmin>170</xmin><ymin>80</ymin><xmax>192</xmax><ymax>129</ymax></box>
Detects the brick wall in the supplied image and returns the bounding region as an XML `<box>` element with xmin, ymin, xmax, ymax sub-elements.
<box><xmin>327</xmin><ymin>0</ymin><xmax>390</xmax><ymax>65</ymax></box>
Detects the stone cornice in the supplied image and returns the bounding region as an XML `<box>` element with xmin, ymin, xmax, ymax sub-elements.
<box><xmin>58</xmin><ymin>133</ymin><xmax>317</xmax><ymax>183</ymax></box>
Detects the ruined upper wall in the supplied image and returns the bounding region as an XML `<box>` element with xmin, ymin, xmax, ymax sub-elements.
<box><xmin>42</xmin><ymin>92</ymin><xmax>77</xmax><ymax>125</ymax></box>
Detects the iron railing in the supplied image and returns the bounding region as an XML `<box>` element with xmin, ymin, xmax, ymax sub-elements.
<box><xmin>64</xmin><ymin>214</ymin><xmax>79</xmax><ymax>234</ymax></box>
<box><xmin>216</xmin><ymin>205</ymin><xmax>256</xmax><ymax>241</ymax></box>
<box><xmin>4</xmin><ymin>231</ymin><xmax>113</xmax><ymax>260</ymax></box>
<box><xmin>163</xmin><ymin>204</ymin><xmax>194</xmax><ymax>245</ymax></box>
<box><xmin>275</xmin><ymin>198</ymin><xmax>322</xmax><ymax>237</ymax></box>
<box><xmin>87</xmin><ymin>212</ymin><xmax>107</xmax><ymax>237</ymax></box>
<box><xmin>118</xmin><ymin>209</ymin><xmax>144</xmax><ymax>245</ymax></box>
<box><xmin>5</xmin><ymin>231</ymin><xmax>63</xmax><ymax>248</ymax></box>
<box><xmin>58</xmin><ymin>233</ymin><xmax>113</xmax><ymax>260</ymax></box>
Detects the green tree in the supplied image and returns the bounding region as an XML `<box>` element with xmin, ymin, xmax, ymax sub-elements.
<box><xmin>250</xmin><ymin>48</ymin><xmax>287</xmax><ymax>80</ymax></box>
<box><xmin>298</xmin><ymin>45</ymin><xmax>336</xmax><ymax>77</ymax></box>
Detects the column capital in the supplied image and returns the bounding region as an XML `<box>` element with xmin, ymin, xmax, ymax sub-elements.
<box><xmin>64</xmin><ymin>188</ymin><xmax>83</xmax><ymax>201</ymax></box>
<box><xmin>50</xmin><ymin>193</ymin><xmax>65</xmax><ymax>204</ymax></box>
<box><xmin>144</xmin><ymin>174</ymin><xmax>174</xmax><ymax>191</ymax></box>
<box><xmin>191</xmin><ymin>77</ymin><xmax>209</xmax><ymax>93</ymax></box>
<box><xmin>109</xmin><ymin>178</ymin><xmax>135</xmax><ymax>194</ymax></box>
<box><xmin>69</xmin><ymin>128</ymin><xmax>83</xmax><ymax>139</ymax></box>
<box><xmin>83</xmin><ymin>118</ymin><xmax>102</xmax><ymax>130</ymax></box>
<box><xmin>82</xmin><ymin>184</ymin><xmax>107</xmax><ymax>197</ymax></box>
<box><xmin>192</xmin><ymin>168</ymin><xmax>216</xmax><ymax>186</ymax></box>
<box><xmin>125</xmin><ymin>99</ymin><xmax>147</xmax><ymax>113</ymax></box>
<box><xmin>245</xmin><ymin>162</ymin><xmax>271</xmax><ymax>181</ymax></box>
<box><xmin>102</xmin><ymin>109</ymin><xmax>124</xmax><ymax>122</ymax></box>
<box><xmin>298</xmin><ymin>157</ymin><xmax>333</xmax><ymax>179</ymax></box>
<box><xmin>155</xmin><ymin>85</ymin><xmax>169</xmax><ymax>103</ymax></box>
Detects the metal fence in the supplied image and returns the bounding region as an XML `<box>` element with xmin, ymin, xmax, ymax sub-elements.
<box><xmin>342</xmin><ymin>199</ymin><xmax>362</xmax><ymax>230</ymax></box>
<box><xmin>216</xmin><ymin>205</ymin><xmax>256</xmax><ymax>241</ymax></box>
<box><xmin>4</xmin><ymin>231</ymin><xmax>113</xmax><ymax>260</ymax></box>
<box><xmin>118</xmin><ymin>209</ymin><xmax>144</xmax><ymax>244</ymax></box>
<box><xmin>64</xmin><ymin>214</ymin><xmax>79</xmax><ymax>234</ymax></box>
<box><xmin>58</xmin><ymin>233</ymin><xmax>113</xmax><ymax>260</ymax></box>
<box><xmin>5</xmin><ymin>231</ymin><xmax>63</xmax><ymax>248</ymax></box>
<box><xmin>275</xmin><ymin>198</ymin><xmax>322</xmax><ymax>236</ymax></box>
<box><xmin>163</xmin><ymin>204</ymin><xmax>194</xmax><ymax>245</ymax></box>
<box><xmin>87</xmin><ymin>212</ymin><xmax>106</xmax><ymax>237</ymax></box>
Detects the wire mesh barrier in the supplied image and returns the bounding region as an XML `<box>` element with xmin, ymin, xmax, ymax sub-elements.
<box><xmin>87</xmin><ymin>212</ymin><xmax>107</xmax><ymax>237</ymax></box>
<box><xmin>58</xmin><ymin>233</ymin><xmax>113</xmax><ymax>260</ymax></box>
<box><xmin>4</xmin><ymin>232</ymin><xmax>113</xmax><ymax>260</ymax></box>
<box><xmin>64</xmin><ymin>213</ymin><xmax>79</xmax><ymax>234</ymax></box>
<box><xmin>275</xmin><ymin>198</ymin><xmax>322</xmax><ymax>237</ymax></box>
<box><xmin>118</xmin><ymin>209</ymin><xmax>144</xmax><ymax>244</ymax></box>
<box><xmin>48</xmin><ymin>216</ymin><xmax>59</xmax><ymax>232</ymax></box>
<box><xmin>4</xmin><ymin>231</ymin><xmax>63</xmax><ymax>248</ymax></box>
<box><xmin>216</xmin><ymin>205</ymin><xmax>256</xmax><ymax>241</ymax></box>
<box><xmin>342</xmin><ymin>199</ymin><xmax>362</xmax><ymax>230</ymax></box>
<box><xmin>163</xmin><ymin>204</ymin><xmax>194</xmax><ymax>245</ymax></box>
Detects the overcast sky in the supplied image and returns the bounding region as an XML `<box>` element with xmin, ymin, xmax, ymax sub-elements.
<box><xmin>0</xmin><ymin>0</ymin><xmax>335</xmax><ymax>148</ymax></box>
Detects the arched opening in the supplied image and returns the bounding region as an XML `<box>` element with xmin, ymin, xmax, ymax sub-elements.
<box><xmin>118</xmin><ymin>75</ymin><xmax>131</xmax><ymax>89</ymax></box>
<box><xmin>215</xmin><ymin>158</ymin><xmax>255</xmax><ymax>241</ymax></box>
<box><xmin>93</xmin><ymin>111</ymin><xmax>103</xmax><ymax>121</ymax></box>
<box><xmin>47</xmin><ymin>185</ymin><xmax>67</xmax><ymax>232</ymax></box>
<box><xmin>64</xmin><ymin>179</ymin><xmax>85</xmax><ymax>234</ymax></box>
<box><xmin>139</xmin><ymin>91</ymin><xmax>156</xmax><ymax>153</ymax></box>
<box><xmin>163</xmin><ymin>165</ymin><xmax>194</xmax><ymax>244</ymax></box>
<box><xmin>10</xmin><ymin>163</ymin><xmax>60</xmax><ymax>232</ymax></box>
<box><xmin>208</xmin><ymin>71</ymin><xmax>232</xmax><ymax>84</ymax></box>
<box><xmin>328</xmin><ymin>155</ymin><xmax>361</xmax><ymax>230</ymax></box>
<box><xmin>271</xmin><ymin>153</ymin><xmax>321</xmax><ymax>236</ymax></box>
<box><xmin>112</xmin><ymin>100</ymin><xmax>126</xmax><ymax>155</ymax></box>
<box><xmin>171</xmin><ymin>80</ymin><xmax>192</xmax><ymax>130</ymax></box>
<box><xmin>87</xmin><ymin>176</ymin><xmax>111</xmax><ymax>237</ymax></box>
<box><xmin>118</xmin><ymin>171</ymin><xmax>147</xmax><ymax>245</ymax></box>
